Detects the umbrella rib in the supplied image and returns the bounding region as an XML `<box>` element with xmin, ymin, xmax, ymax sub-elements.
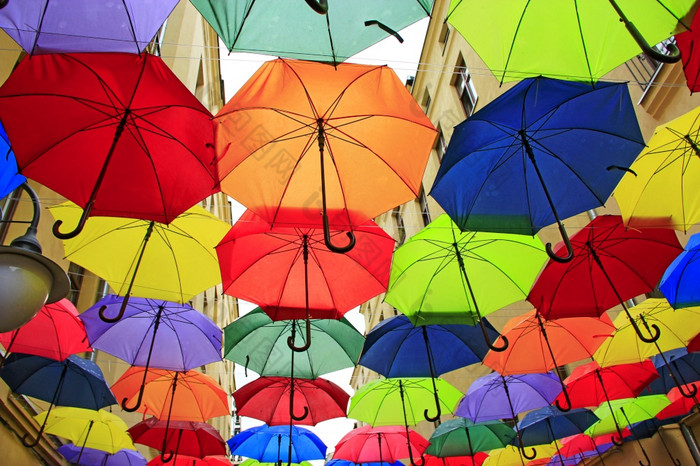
<box><xmin>152</xmin><ymin>227</ymin><xmax>186</xmax><ymax>302</ymax></box>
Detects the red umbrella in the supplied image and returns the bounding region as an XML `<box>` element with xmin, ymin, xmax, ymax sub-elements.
<box><xmin>333</xmin><ymin>425</ymin><xmax>429</xmax><ymax>464</ymax></box>
<box><xmin>423</xmin><ymin>453</ymin><xmax>487</xmax><ymax>466</ymax></box>
<box><xmin>0</xmin><ymin>298</ymin><xmax>91</xmax><ymax>362</ymax></box>
<box><xmin>0</xmin><ymin>52</ymin><xmax>218</xmax><ymax>239</ymax></box>
<box><xmin>657</xmin><ymin>383</ymin><xmax>698</xmax><ymax>419</ymax></box>
<box><xmin>676</xmin><ymin>10</ymin><xmax>700</xmax><ymax>93</ymax></box>
<box><xmin>216</xmin><ymin>209</ymin><xmax>393</xmax><ymax>349</ymax></box>
<box><xmin>528</xmin><ymin>215</ymin><xmax>682</xmax><ymax>342</ymax></box>
<box><xmin>129</xmin><ymin>418</ymin><xmax>226</xmax><ymax>463</ymax></box>
<box><xmin>689</xmin><ymin>333</ymin><xmax>700</xmax><ymax>353</ymax></box>
<box><xmin>148</xmin><ymin>456</ymin><xmax>231</xmax><ymax>466</ymax></box>
<box><xmin>233</xmin><ymin>376</ymin><xmax>349</xmax><ymax>426</ymax></box>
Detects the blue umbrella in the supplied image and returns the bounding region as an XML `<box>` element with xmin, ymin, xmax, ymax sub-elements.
<box><xmin>0</xmin><ymin>122</ymin><xmax>25</xmax><ymax>200</ymax></box>
<box><xmin>57</xmin><ymin>444</ymin><xmax>146</xmax><ymax>466</ymax></box>
<box><xmin>227</xmin><ymin>424</ymin><xmax>327</xmax><ymax>465</ymax></box>
<box><xmin>430</xmin><ymin>77</ymin><xmax>644</xmax><ymax>263</ymax></box>
<box><xmin>659</xmin><ymin>233</ymin><xmax>700</xmax><ymax>308</ymax></box>
<box><xmin>358</xmin><ymin>314</ymin><xmax>497</xmax><ymax>421</ymax></box>
<box><xmin>0</xmin><ymin>353</ymin><xmax>116</xmax><ymax>447</ymax></box>
<box><xmin>327</xmin><ymin>460</ymin><xmax>402</xmax><ymax>466</ymax></box>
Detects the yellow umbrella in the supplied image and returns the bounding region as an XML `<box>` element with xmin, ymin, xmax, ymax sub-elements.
<box><xmin>34</xmin><ymin>407</ymin><xmax>135</xmax><ymax>454</ymax></box>
<box><xmin>48</xmin><ymin>202</ymin><xmax>230</xmax><ymax>321</ymax></box>
<box><xmin>593</xmin><ymin>298</ymin><xmax>700</xmax><ymax>367</ymax></box>
<box><xmin>483</xmin><ymin>442</ymin><xmax>560</xmax><ymax>465</ymax></box>
<box><xmin>615</xmin><ymin>105</ymin><xmax>700</xmax><ymax>232</ymax></box>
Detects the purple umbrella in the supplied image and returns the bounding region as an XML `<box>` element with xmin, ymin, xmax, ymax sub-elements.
<box><xmin>58</xmin><ymin>444</ymin><xmax>146</xmax><ymax>466</ymax></box>
<box><xmin>81</xmin><ymin>295</ymin><xmax>222</xmax><ymax>411</ymax></box>
<box><xmin>0</xmin><ymin>0</ymin><xmax>178</xmax><ymax>55</ymax></box>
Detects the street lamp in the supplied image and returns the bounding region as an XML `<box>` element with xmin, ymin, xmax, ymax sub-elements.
<box><xmin>0</xmin><ymin>182</ymin><xmax>69</xmax><ymax>332</ymax></box>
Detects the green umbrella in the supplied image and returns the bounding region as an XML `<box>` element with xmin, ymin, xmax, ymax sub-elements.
<box><xmin>224</xmin><ymin>308</ymin><xmax>364</xmax><ymax>379</ymax></box>
<box><xmin>445</xmin><ymin>0</ymin><xmax>694</xmax><ymax>84</ymax></box>
<box><xmin>384</xmin><ymin>214</ymin><xmax>547</xmax><ymax>351</ymax></box>
<box><xmin>347</xmin><ymin>378</ymin><xmax>462</xmax><ymax>427</ymax></box>
<box><xmin>426</xmin><ymin>418</ymin><xmax>516</xmax><ymax>457</ymax></box>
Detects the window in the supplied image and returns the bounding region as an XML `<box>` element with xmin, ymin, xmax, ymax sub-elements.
<box><xmin>435</xmin><ymin>126</ymin><xmax>447</xmax><ymax>162</ymax></box>
<box><xmin>422</xmin><ymin>89</ymin><xmax>431</xmax><ymax>113</ymax></box>
<box><xmin>67</xmin><ymin>263</ymin><xmax>85</xmax><ymax>305</ymax></box>
<box><xmin>438</xmin><ymin>23</ymin><xmax>450</xmax><ymax>56</ymax></box>
<box><xmin>419</xmin><ymin>188</ymin><xmax>431</xmax><ymax>226</ymax></box>
<box><xmin>454</xmin><ymin>56</ymin><xmax>478</xmax><ymax>116</ymax></box>
<box><xmin>625</xmin><ymin>37</ymin><xmax>675</xmax><ymax>98</ymax></box>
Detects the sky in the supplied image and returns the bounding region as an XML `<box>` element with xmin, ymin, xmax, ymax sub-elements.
<box><xmin>218</xmin><ymin>18</ymin><xmax>430</xmax><ymax>459</ymax></box>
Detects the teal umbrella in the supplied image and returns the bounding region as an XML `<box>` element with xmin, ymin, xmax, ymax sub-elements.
<box><xmin>426</xmin><ymin>418</ymin><xmax>516</xmax><ymax>457</ymax></box>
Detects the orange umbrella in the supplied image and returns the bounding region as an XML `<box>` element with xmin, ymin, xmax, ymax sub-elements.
<box><xmin>483</xmin><ymin>310</ymin><xmax>615</xmax><ymax>411</ymax></box>
<box><xmin>213</xmin><ymin>58</ymin><xmax>436</xmax><ymax>252</ymax></box>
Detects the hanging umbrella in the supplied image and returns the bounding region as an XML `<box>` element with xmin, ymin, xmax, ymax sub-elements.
<box><xmin>223</xmin><ymin>307</ymin><xmax>363</xmax><ymax>379</ymax></box>
<box><xmin>57</xmin><ymin>444</ymin><xmax>146</xmax><ymax>466</ymax></box>
<box><xmin>0</xmin><ymin>353</ymin><xmax>116</xmax><ymax>446</ymax></box>
<box><xmin>216</xmin><ymin>208</ymin><xmax>393</xmax><ymax>346</ymax></box>
<box><xmin>624</xmin><ymin>417</ymin><xmax>684</xmax><ymax>466</ymax></box>
<box><xmin>232</xmin><ymin>376</ymin><xmax>349</xmax><ymax>426</ymax></box>
<box><xmin>528</xmin><ymin>215</ymin><xmax>682</xmax><ymax>342</ymax></box>
<box><xmin>514</xmin><ymin>407</ymin><xmax>599</xmax><ymax>462</ymax></box>
<box><xmin>444</xmin><ymin>0</ymin><xmax>693</xmax><ymax>84</ymax></box>
<box><xmin>482</xmin><ymin>444</ymin><xmax>559</xmax><ymax>466</ymax></box>
<box><xmin>49</xmin><ymin>203</ymin><xmax>229</xmax><ymax>322</ymax></box>
<box><xmin>615</xmin><ymin>105</ymin><xmax>700</xmax><ymax>232</ymax></box>
<box><xmin>456</xmin><ymin>372</ymin><xmax>562</xmax><ymax>423</ymax></box>
<box><xmin>128</xmin><ymin>418</ymin><xmax>226</xmax><ymax>463</ymax></box>
<box><xmin>0</xmin><ymin>0</ymin><xmax>177</xmax><ymax>54</ymax></box>
<box><xmin>213</xmin><ymin>58</ymin><xmax>436</xmax><ymax>253</ymax></box>
<box><xmin>430</xmin><ymin>78</ymin><xmax>644</xmax><ymax>263</ymax></box>
<box><xmin>558</xmin><ymin>434</ymin><xmax>614</xmax><ymax>466</ymax></box>
<box><xmin>81</xmin><ymin>295</ymin><xmax>222</xmax><ymax>412</ymax></box>
<box><xmin>0</xmin><ymin>52</ymin><xmax>218</xmax><ymax>239</ymax></box>
<box><xmin>332</xmin><ymin>425</ymin><xmax>429</xmax><ymax>465</ymax></box>
<box><xmin>0</xmin><ymin>298</ymin><xmax>91</xmax><ymax>362</ymax></box>
<box><xmin>659</xmin><ymin>232</ymin><xmax>700</xmax><ymax>309</ymax></box>
<box><xmin>0</xmin><ymin>121</ymin><xmax>25</xmax><ymax>200</ymax></box>
<box><xmin>328</xmin><ymin>460</ymin><xmax>403</xmax><ymax>466</ymax></box>
<box><xmin>425</xmin><ymin>418</ymin><xmax>516</xmax><ymax>457</ymax></box>
<box><xmin>191</xmin><ymin>0</ymin><xmax>432</xmax><ymax>64</ymax></box>
<box><xmin>646</xmin><ymin>350</ymin><xmax>700</xmax><ymax>396</ymax></box>
<box><xmin>148</xmin><ymin>455</ymin><xmax>232</xmax><ymax>466</ymax></box>
<box><xmin>676</xmin><ymin>12</ymin><xmax>700</xmax><ymax>93</ymax></box>
<box><xmin>423</xmin><ymin>454</ymin><xmax>487</xmax><ymax>466</ymax></box>
<box><xmin>34</xmin><ymin>407</ymin><xmax>135</xmax><ymax>455</ymax></box>
<box><xmin>359</xmin><ymin>313</ymin><xmax>498</xmax><ymax>421</ymax></box>
<box><xmin>227</xmin><ymin>424</ymin><xmax>327</xmax><ymax>464</ymax></box>
<box><xmin>347</xmin><ymin>377</ymin><xmax>463</xmax><ymax>427</ymax></box>
<box><xmin>657</xmin><ymin>383</ymin><xmax>698</xmax><ymax>420</ymax></box>
<box><xmin>483</xmin><ymin>310</ymin><xmax>614</xmax><ymax>411</ymax></box>
<box><xmin>384</xmin><ymin>214</ymin><xmax>547</xmax><ymax>351</ymax></box>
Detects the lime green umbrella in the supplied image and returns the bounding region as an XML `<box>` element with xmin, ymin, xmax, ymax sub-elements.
<box><xmin>240</xmin><ymin>459</ymin><xmax>311</xmax><ymax>466</ymax></box>
<box><xmin>347</xmin><ymin>377</ymin><xmax>463</xmax><ymax>427</ymax></box>
<box><xmin>446</xmin><ymin>0</ymin><xmax>695</xmax><ymax>83</ymax></box>
<box><xmin>223</xmin><ymin>308</ymin><xmax>364</xmax><ymax>379</ymax></box>
<box><xmin>384</xmin><ymin>214</ymin><xmax>546</xmax><ymax>351</ymax></box>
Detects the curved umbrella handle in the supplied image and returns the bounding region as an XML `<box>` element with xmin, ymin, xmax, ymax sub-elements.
<box><xmin>554</xmin><ymin>384</ymin><xmax>572</xmax><ymax>412</ymax></box>
<box><xmin>0</xmin><ymin>1</ymin><xmax>8</xmax><ymax>10</ymax></box>
<box><xmin>287</xmin><ymin>318</ymin><xmax>312</xmax><ymax>352</ymax></box>
<box><xmin>638</xmin><ymin>444</ymin><xmax>652</xmax><ymax>466</ymax></box>
<box><xmin>290</xmin><ymin>405</ymin><xmax>309</xmax><ymax>421</ymax></box>
<box><xmin>121</xmin><ymin>369</ymin><xmax>147</xmax><ymax>412</ymax></box>
<box><xmin>629</xmin><ymin>315</ymin><xmax>661</xmax><ymax>343</ymax></box>
<box><xmin>364</xmin><ymin>20</ymin><xmax>404</xmax><ymax>43</ymax></box>
<box><xmin>160</xmin><ymin>449</ymin><xmax>174</xmax><ymax>463</ymax></box>
<box><xmin>608</xmin><ymin>0</ymin><xmax>681</xmax><ymax>64</ymax></box>
<box><xmin>21</xmin><ymin>415</ymin><xmax>49</xmax><ymax>448</ymax></box>
<box><xmin>423</xmin><ymin>390</ymin><xmax>442</xmax><ymax>422</ymax></box>
<box><xmin>611</xmin><ymin>434</ymin><xmax>625</xmax><ymax>447</ymax></box>
<box><xmin>98</xmin><ymin>296</ymin><xmax>131</xmax><ymax>323</ymax></box>
<box><xmin>679</xmin><ymin>382</ymin><xmax>698</xmax><ymax>399</ymax></box>
<box><xmin>520</xmin><ymin>444</ymin><xmax>537</xmax><ymax>460</ymax></box>
<box><xmin>406</xmin><ymin>438</ymin><xmax>425</xmax><ymax>466</ymax></box>
<box><xmin>304</xmin><ymin>0</ymin><xmax>328</xmax><ymax>14</ymax></box>
<box><xmin>323</xmin><ymin>213</ymin><xmax>356</xmax><ymax>253</ymax></box>
<box><xmin>482</xmin><ymin>320</ymin><xmax>508</xmax><ymax>352</ymax></box>
<box><xmin>52</xmin><ymin>204</ymin><xmax>91</xmax><ymax>239</ymax></box>
<box><xmin>545</xmin><ymin>222</ymin><xmax>574</xmax><ymax>263</ymax></box>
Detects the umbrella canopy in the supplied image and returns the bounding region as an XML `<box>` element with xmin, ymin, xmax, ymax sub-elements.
<box><xmin>111</xmin><ymin>368</ymin><xmax>229</xmax><ymax>422</ymax></box>
<box><xmin>191</xmin><ymin>0</ymin><xmax>432</xmax><ymax>64</ymax></box>
<box><xmin>456</xmin><ymin>372</ymin><xmax>562</xmax><ymax>422</ymax></box>
<box><xmin>224</xmin><ymin>307</ymin><xmax>363</xmax><ymax>379</ymax></box>
<box><xmin>148</xmin><ymin>456</ymin><xmax>232</xmax><ymax>466</ymax></box>
<box><xmin>227</xmin><ymin>424</ymin><xmax>327</xmax><ymax>464</ymax></box>
<box><xmin>359</xmin><ymin>312</ymin><xmax>497</xmax><ymax>379</ymax></box>
<box><xmin>347</xmin><ymin>377</ymin><xmax>463</xmax><ymax>426</ymax></box>
<box><xmin>213</xmin><ymin>58</ymin><xmax>436</xmax><ymax>253</ymax></box>
<box><xmin>659</xmin><ymin>232</ymin><xmax>700</xmax><ymax>309</ymax></box>
<box><xmin>657</xmin><ymin>384</ymin><xmax>698</xmax><ymax>419</ymax></box>
<box><xmin>426</xmin><ymin>418</ymin><xmax>516</xmax><ymax>457</ymax></box>
<box><xmin>558</xmin><ymin>434</ymin><xmax>614</xmax><ymax>461</ymax></box>
<box><xmin>0</xmin><ymin>121</ymin><xmax>25</xmax><ymax>199</ymax></box>
<box><xmin>423</xmin><ymin>454</ymin><xmax>487</xmax><ymax>466</ymax></box>
<box><xmin>216</xmin><ymin>209</ymin><xmax>394</xmax><ymax>321</ymax></box>
<box><xmin>0</xmin><ymin>0</ymin><xmax>177</xmax><ymax>54</ymax></box>
<box><xmin>615</xmin><ymin>105</ymin><xmax>700</xmax><ymax>232</ymax></box>
<box><xmin>0</xmin><ymin>298</ymin><xmax>91</xmax><ymax>361</ymax></box>
<box><xmin>49</xmin><ymin>203</ymin><xmax>229</xmax><ymax>317</ymax></box>
<box><xmin>482</xmin><ymin>444</ymin><xmax>559</xmax><ymax>466</ymax></box>
<box><xmin>515</xmin><ymin>407</ymin><xmax>599</xmax><ymax>460</ymax></box>
<box><xmin>445</xmin><ymin>0</ymin><xmax>694</xmax><ymax>83</ymax></box>
<box><xmin>332</xmin><ymin>425</ymin><xmax>429</xmax><ymax>464</ymax></box>
<box><xmin>553</xmin><ymin>360</ymin><xmax>659</xmax><ymax>409</ymax></box>
<box><xmin>34</xmin><ymin>407</ymin><xmax>135</xmax><ymax>454</ymax></box>
<box><xmin>676</xmin><ymin>12</ymin><xmax>700</xmax><ymax>92</ymax></box>
<box><xmin>646</xmin><ymin>350</ymin><xmax>700</xmax><ymax>395</ymax></box>
<box><xmin>81</xmin><ymin>295</ymin><xmax>222</xmax><ymax>371</ymax></box>
<box><xmin>430</xmin><ymin>78</ymin><xmax>643</xmax><ymax>262</ymax></box>
<box><xmin>128</xmin><ymin>418</ymin><xmax>226</xmax><ymax>460</ymax></box>
<box><xmin>232</xmin><ymin>376</ymin><xmax>349</xmax><ymax>426</ymax></box>
<box><xmin>57</xmin><ymin>444</ymin><xmax>146</xmax><ymax>466</ymax></box>
<box><xmin>586</xmin><ymin>395</ymin><xmax>671</xmax><ymax>440</ymax></box>
<box><xmin>328</xmin><ymin>460</ymin><xmax>403</xmax><ymax>466</ymax></box>
<box><xmin>384</xmin><ymin>214</ymin><xmax>546</xmax><ymax>350</ymax></box>
<box><xmin>0</xmin><ymin>52</ymin><xmax>218</xmax><ymax>239</ymax></box>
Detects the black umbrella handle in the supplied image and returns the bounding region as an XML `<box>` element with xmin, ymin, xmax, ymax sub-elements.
<box><xmin>304</xmin><ymin>0</ymin><xmax>328</xmax><ymax>14</ymax></box>
<box><xmin>288</xmin><ymin>318</ymin><xmax>312</xmax><ymax>352</ymax></box>
<box><xmin>0</xmin><ymin>1</ymin><xmax>8</xmax><ymax>9</ymax></box>
<box><xmin>364</xmin><ymin>20</ymin><xmax>404</xmax><ymax>43</ymax></box>
<box><xmin>608</xmin><ymin>0</ymin><xmax>681</xmax><ymax>64</ymax></box>
<box><xmin>519</xmin><ymin>443</ymin><xmax>537</xmax><ymax>460</ymax></box>
<box><xmin>52</xmin><ymin>201</ymin><xmax>92</xmax><ymax>239</ymax></box>
<box><xmin>554</xmin><ymin>383</ymin><xmax>572</xmax><ymax>412</ymax></box>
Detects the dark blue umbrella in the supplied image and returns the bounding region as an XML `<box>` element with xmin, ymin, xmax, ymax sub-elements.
<box><xmin>0</xmin><ymin>122</ymin><xmax>25</xmax><ymax>200</ymax></box>
<box><xmin>0</xmin><ymin>353</ymin><xmax>116</xmax><ymax>447</ymax></box>
<box><xmin>430</xmin><ymin>77</ymin><xmax>644</xmax><ymax>263</ymax></box>
<box><xmin>358</xmin><ymin>314</ymin><xmax>497</xmax><ymax>421</ymax></box>
<box><xmin>227</xmin><ymin>424</ymin><xmax>326</xmax><ymax>464</ymax></box>
<box><xmin>514</xmin><ymin>406</ymin><xmax>599</xmax><ymax>460</ymax></box>
<box><xmin>625</xmin><ymin>415</ymin><xmax>685</xmax><ymax>466</ymax></box>
<box><xmin>659</xmin><ymin>233</ymin><xmax>700</xmax><ymax>309</ymax></box>
<box><xmin>644</xmin><ymin>349</ymin><xmax>700</xmax><ymax>401</ymax></box>
<box><xmin>57</xmin><ymin>444</ymin><xmax>146</xmax><ymax>466</ymax></box>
